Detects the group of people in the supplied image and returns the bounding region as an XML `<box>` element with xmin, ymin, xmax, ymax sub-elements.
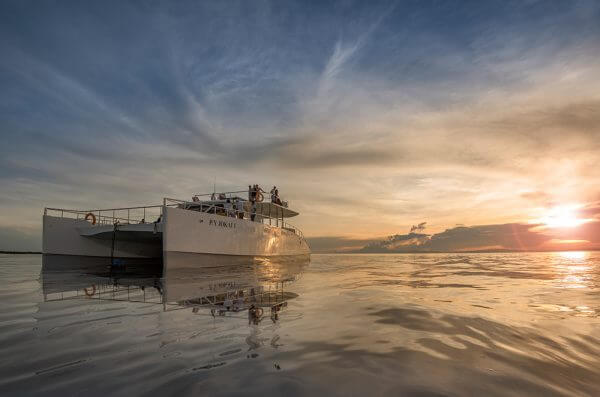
<box><xmin>248</xmin><ymin>184</ymin><xmax>265</xmax><ymax>203</ymax></box>
<box><xmin>248</xmin><ymin>184</ymin><xmax>282</xmax><ymax>205</ymax></box>
<box><xmin>223</xmin><ymin>198</ymin><xmax>245</xmax><ymax>219</ymax></box>
<box><xmin>270</xmin><ymin>186</ymin><xmax>282</xmax><ymax>205</ymax></box>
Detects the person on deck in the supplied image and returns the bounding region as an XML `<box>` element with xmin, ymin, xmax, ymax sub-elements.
<box><xmin>274</xmin><ymin>187</ymin><xmax>281</xmax><ymax>205</ymax></box>
<box><xmin>225</xmin><ymin>199</ymin><xmax>234</xmax><ymax>217</ymax></box>
<box><xmin>255</xmin><ymin>185</ymin><xmax>265</xmax><ymax>202</ymax></box>
<box><xmin>270</xmin><ymin>186</ymin><xmax>277</xmax><ymax>203</ymax></box>
<box><xmin>235</xmin><ymin>199</ymin><xmax>245</xmax><ymax>219</ymax></box>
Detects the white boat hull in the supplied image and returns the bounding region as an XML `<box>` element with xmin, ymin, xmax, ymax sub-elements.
<box><xmin>43</xmin><ymin>215</ymin><xmax>162</xmax><ymax>258</ymax></box>
<box><xmin>162</xmin><ymin>207</ymin><xmax>310</xmax><ymax>256</ymax></box>
<box><xmin>42</xmin><ymin>206</ymin><xmax>310</xmax><ymax>258</ymax></box>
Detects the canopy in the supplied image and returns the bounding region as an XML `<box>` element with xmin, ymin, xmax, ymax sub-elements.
<box><xmin>250</xmin><ymin>201</ymin><xmax>299</xmax><ymax>218</ymax></box>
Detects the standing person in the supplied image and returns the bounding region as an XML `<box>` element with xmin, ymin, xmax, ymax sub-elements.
<box><xmin>270</xmin><ymin>186</ymin><xmax>277</xmax><ymax>203</ymax></box>
<box><xmin>274</xmin><ymin>187</ymin><xmax>280</xmax><ymax>205</ymax></box>
<box><xmin>235</xmin><ymin>199</ymin><xmax>245</xmax><ymax>219</ymax></box>
<box><xmin>255</xmin><ymin>184</ymin><xmax>265</xmax><ymax>202</ymax></box>
<box><xmin>248</xmin><ymin>185</ymin><xmax>253</xmax><ymax>202</ymax></box>
<box><xmin>225</xmin><ymin>198</ymin><xmax>234</xmax><ymax>217</ymax></box>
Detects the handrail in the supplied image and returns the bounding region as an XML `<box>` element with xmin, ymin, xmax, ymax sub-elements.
<box><xmin>45</xmin><ymin>205</ymin><xmax>163</xmax><ymax>213</ymax></box>
<box><xmin>43</xmin><ymin>197</ymin><xmax>304</xmax><ymax>238</ymax></box>
<box><xmin>44</xmin><ymin>204</ymin><xmax>163</xmax><ymax>226</ymax></box>
<box><xmin>193</xmin><ymin>190</ymin><xmax>247</xmax><ymax>197</ymax></box>
<box><xmin>163</xmin><ymin>198</ymin><xmax>304</xmax><ymax>238</ymax></box>
<box><xmin>192</xmin><ymin>188</ymin><xmax>289</xmax><ymax>208</ymax></box>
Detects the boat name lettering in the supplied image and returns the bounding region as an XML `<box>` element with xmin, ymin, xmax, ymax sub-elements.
<box><xmin>209</xmin><ymin>219</ymin><xmax>236</xmax><ymax>229</ymax></box>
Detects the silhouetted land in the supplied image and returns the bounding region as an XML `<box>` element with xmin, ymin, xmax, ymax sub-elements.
<box><xmin>0</xmin><ymin>251</ymin><xmax>42</xmax><ymax>255</ymax></box>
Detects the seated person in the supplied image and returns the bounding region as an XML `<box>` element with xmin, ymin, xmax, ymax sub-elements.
<box><xmin>234</xmin><ymin>297</ymin><xmax>245</xmax><ymax>311</ymax></box>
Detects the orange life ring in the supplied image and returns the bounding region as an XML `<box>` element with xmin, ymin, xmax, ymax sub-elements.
<box><xmin>255</xmin><ymin>192</ymin><xmax>264</xmax><ymax>202</ymax></box>
<box><xmin>84</xmin><ymin>284</ymin><xmax>96</xmax><ymax>297</ymax></box>
<box><xmin>85</xmin><ymin>212</ymin><xmax>96</xmax><ymax>225</ymax></box>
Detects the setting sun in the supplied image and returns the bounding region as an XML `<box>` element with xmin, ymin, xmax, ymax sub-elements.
<box><xmin>537</xmin><ymin>205</ymin><xmax>590</xmax><ymax>228</ymax></box>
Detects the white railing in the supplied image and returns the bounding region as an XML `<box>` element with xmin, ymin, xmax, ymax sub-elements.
<box><xmin>192</xmin><ymin>188</ymin><xmax>289</xmax><ymax>208</ymax></box>
<box><xmin>163</xmin><ymin>197</ymin><xmax>304</xmax><ymax>239</ymax></box>
<box><xmin>44</xmin><ymin>205</ymin><xmax>163</xmax><ymax>226</ymax></box>
<box><xmin>44</xmin><ymin>196</ymin><xmax>304</xmax><ymax>238</ymax></box>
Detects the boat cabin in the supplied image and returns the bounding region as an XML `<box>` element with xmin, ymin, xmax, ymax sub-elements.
<box><xmin>175</xmin><ymin>189</ymin><xmax>299</xmax><ymax>231</ymax></box>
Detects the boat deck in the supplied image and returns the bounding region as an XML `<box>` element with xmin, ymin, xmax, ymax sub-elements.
<box><xmin>44</xmin><ymin>194</ymin><xmax>304</xmax><ymax>239</ymax></box>
<box><xmin>77</xmin><ymin>223</ymin><xmax>162</xmax><ymax>240</ymax></box>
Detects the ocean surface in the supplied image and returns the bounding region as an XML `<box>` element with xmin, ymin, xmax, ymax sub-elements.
<box><xmin>1</xmin><ymin>252</ymin><xmax>599</xmax><ymax>397</ymax></box>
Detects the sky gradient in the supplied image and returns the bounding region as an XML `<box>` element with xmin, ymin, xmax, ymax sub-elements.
<box><xmin>1</xmin><ymin>0</ymin><xmax>600</xmax><ymax>252</ymax></box>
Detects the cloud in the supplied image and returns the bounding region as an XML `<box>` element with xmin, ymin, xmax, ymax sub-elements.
<box><xmin>361</xmin><ymin>232</ymin><xmax>430</xmax><ymax>253</ymax></box>
<box><xmin>355</xmin><ymin>208</ymin><xmax>600</xmax><ymax>253</ymax></box>
<box><xmin>0</xmin><ymin>226</ymin><xmax>41</xmax><ymax>252</ymax></box>
<box><xmin>410</xmin><ymin>222</ymin><xmax>427</xmax><ymax>233</ymax></box>
<box><xmin>306</xmin><ymin>236</ymin><xmax>377</xmax><ymax>253</ymax></box>
<box><xmin>424</xmin><ymin>223</ymin><xmax>550</xmax><ymax>252</ymax></box>
<box><xmin>1</xmin><ymin>1</ymin><xmax>600</xmax><ymax>249</ymax></box>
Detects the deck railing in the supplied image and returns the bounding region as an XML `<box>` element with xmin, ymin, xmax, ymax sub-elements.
<box><xmin>44</xmin><ymin>205</ymin><xmax>164</xmax><ymax>226</ymax></box>
<box><xmin>192</xmin><ymin>189</ymin><xmax>289</xmax><ymax>208</ymax></box>
<box><xmin>44</xmin><ymin>197</ymin><xmax>304</xmax><ymax>238</ymax></box>
<box><xmin>163</xmin><ymin>197</ymin><xmax>304</xmax><ymax>239</ymax></box>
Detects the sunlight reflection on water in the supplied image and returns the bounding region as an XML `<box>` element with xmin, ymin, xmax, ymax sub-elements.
<box><xmin>558</xmin><ymin>251</ymin><xmax>587</xmax><ymax>261</ymax></box>
<box><xmin>0</xmin><ymin>252</ymin><xmax>599</xmax><ymax>396</ymax></box>
<box><xmin>553</xmin><ymin>251</ymin><xmax>594</xmax><ymax>290</ymax></box>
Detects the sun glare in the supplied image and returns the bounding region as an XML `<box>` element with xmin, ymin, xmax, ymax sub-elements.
<box><xmin>538</xmin><ymin>205</ymin><xmax>589</xmax><ymax>228</ymax></box>
<box><xmin>559</xmin><ymin>251</ymin><xmax>587</xmax><ymax>261</ymax></box>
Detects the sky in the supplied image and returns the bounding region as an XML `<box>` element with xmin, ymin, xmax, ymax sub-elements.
<box><xmin>1</xmin><ymin>0</ymin><xmax>600</xmax><ymax>252</ymax></box>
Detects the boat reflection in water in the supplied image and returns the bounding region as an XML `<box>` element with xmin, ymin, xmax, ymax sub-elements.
<box><xmin>42</xmin><ymin>253</ymin><xmax>309</xmax><ymax>323</ymax></box>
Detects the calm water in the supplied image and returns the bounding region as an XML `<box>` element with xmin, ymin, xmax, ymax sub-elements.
<box><xmin>1</xmin><ymin>252</ymin><xmax>600</xmax><ymax>396</ymax></box>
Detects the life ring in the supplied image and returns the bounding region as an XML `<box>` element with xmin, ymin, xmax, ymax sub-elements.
<box><xmin>85</xmin><ymin>212</ymin><xmax>96</xmax><ymax>225</ymax></box>
<box><xmin>255</xmin><ymin>192</ymin><xmax>264</xmax><ymax>202</ymax></box>
<box><xmin>84</xmin><ymin>284</ymin><xmax>96</xmax><ymax>297</ymax></box>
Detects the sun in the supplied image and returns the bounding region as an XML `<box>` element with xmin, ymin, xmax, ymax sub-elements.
<box><xmin>538</xmin><ymin>205</ymin><xmax>589</xmax><ymax>228</ymax></box>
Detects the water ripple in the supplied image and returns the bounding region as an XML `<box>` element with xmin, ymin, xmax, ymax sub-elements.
<box><xmin>1</xmin><ymin>252</ymin><xmax>600</xmax><ymax>396</ymax></box>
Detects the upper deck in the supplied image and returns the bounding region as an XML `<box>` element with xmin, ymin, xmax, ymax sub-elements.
<box><xmin>190</xmin><ymin>189</ymin><xmax>298</xmax><ymax>217</ymax></box>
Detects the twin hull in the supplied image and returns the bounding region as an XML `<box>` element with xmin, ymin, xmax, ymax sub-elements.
<box><xmin>43</xmin><ymin>207</ymin><xmax>310</xmax><ymax>258</ymax></box>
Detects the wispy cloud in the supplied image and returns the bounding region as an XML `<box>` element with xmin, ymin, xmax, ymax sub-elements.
<box><xmin>1</xmin><ymin>0</ymin><xmax>600</xmax><ymax>249</ymax></box>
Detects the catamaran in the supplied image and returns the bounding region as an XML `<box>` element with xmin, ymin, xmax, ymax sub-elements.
<box><xmin>42</xmin><ymin>188</ymin><xmax>310</xmax><ymax>259</ymax></box>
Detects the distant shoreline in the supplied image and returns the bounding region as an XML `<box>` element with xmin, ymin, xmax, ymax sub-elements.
<box><xmin>0</xmin><ymin>250</ymin><xmax>597</xmax><ymax>256</ymax></box>
<box><xmin>0</xmin><ymin>251</ymin><xmax>42</xmax><ymax>255</ymax></box>
<box><xmin>319</xmin><ymin>248</ymin><xmax>600</xmax><ymax>254</ymax></box>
